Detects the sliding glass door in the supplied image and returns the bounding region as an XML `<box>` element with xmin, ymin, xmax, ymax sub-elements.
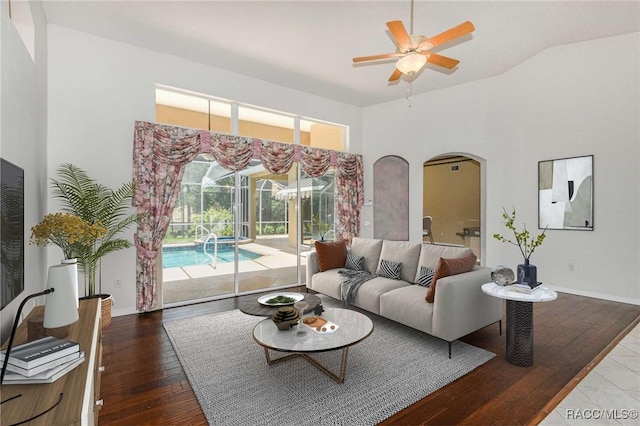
<box><xmin>161</xmin><ymin>158</ymin><xmax>236</xmax><ymax>304</ymax></box>
<box><xmin>237</xmin><ymin>164</ymin><xmax>300</xmax><ymax>293</ymax></box>
<box><xmin>162</xmin><ymin>158</ymin><xmax>305</xmax><ymax>305</ymax></box>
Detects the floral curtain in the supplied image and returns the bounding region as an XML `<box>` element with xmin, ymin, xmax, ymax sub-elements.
<box><xmin>335</xmin><ymin>152</ymin><xmax>364</xmax><ymax>242</ymax></box>
<box><xmin>132</xmin><ymin>122</ymin><xmax>206</xmax><ymax>311</ymax></box>
<box><xmin>259</xmin><ymin>141</ymin><xmax>295</xmax><ymax>174</ymax></box>
<box><xmin>132</xmin><ymin>121</ymin><xmax>363</xmax><ymax>312</ymax></box>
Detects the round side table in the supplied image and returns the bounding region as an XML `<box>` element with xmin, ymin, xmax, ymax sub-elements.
<box><xmin>481</xmin><ymin>282</ymin><xmax>557</xmax><ymax>367</ymax></box>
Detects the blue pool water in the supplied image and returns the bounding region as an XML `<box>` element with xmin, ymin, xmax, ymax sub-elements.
<box><xmin>162</xmin><ymin>246</ymin><xmax>261</xmax><ymax>268</ymax></box>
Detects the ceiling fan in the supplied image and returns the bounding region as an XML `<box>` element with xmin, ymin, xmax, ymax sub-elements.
<box><xmin>353</xmin><ymin>0</ymin><xmax>475</xmax><ymax>82</ymax></box>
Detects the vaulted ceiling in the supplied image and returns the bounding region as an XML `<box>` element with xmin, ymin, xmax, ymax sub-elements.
<box><xmin>42</xmin><ymin>1</ymin><xmax>640</xmax><ymax>107</ymax></box>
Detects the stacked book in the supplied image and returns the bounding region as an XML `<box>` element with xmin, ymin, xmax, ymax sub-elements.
<box><xmin>1</xmin><ymin>336</ymin><xmax>85</xmax><ymax>384</ymax></box>
<box><xmin>508</xmin><ymin>283</ymin><xmax>543</xmax><ymax>295</ymax></box>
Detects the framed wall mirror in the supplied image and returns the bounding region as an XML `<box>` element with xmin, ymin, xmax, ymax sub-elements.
<box><xmin>538</xmin><ymin>155</ymin><xmax>593</xmax><ymax>230</ymax></box>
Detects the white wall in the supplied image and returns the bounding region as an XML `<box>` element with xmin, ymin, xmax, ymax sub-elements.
<box><xmin>0</xmin><ymin>2</ymin><xmax>48</xmax><ymax>339</ymax></box>
<box><xmin>47</xmin><ymin>25</ymin><xmax>364</xmax><ymax>316</ymax></box>
<box><xmin>363</xmin><ymin>33</ymin><xmax>640</xmax><ymax>304</ymax></box>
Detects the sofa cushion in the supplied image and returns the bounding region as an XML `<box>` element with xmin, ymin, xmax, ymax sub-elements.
<box><xmin>378</xmin><ymin>240</ymin><xmax>422</xmax><ymax>282</ymax></box>
<box><xmin>350</xmin><ymin>237</ymin><xmax>383</xmax><ymax>274</ymax></box>
<box><xmin>426</xmin><ymin>252</ymin><xmax>477</xmax><ymax>303</ymax></box>
<box><xmin>345</xmin><ymin>253</ymin><xmax>365</xmax><ymax>271</ymax></box>
<box><xmin>416</xmin><ymin>266</ymin><xmax>435</xmax><ymax>287</ymax></box>
<box><xmin>351</xmin><ymin>276</ymin><xmax>409</xmax><ymax>315</ymax></box>
<box><xmin>414</xmin><ymin>245</ymin><xmax>473</xmax><ymax>283</ymax></box>
<box><xmin>380</xmin><ymin>285</ymin><xmax>434</xmax><ymax>334</ymax></box>
<box><xmin>377</xmin><ymin>259</ymin><xmax>402</xmax><ymax>280</ymax></box>
<box><xmin>314</xmin><ymin>240</ymin><xmax>347</xmax><ymax>272</ymax></box>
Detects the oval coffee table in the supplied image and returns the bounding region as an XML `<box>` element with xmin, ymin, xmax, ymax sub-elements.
<box><xmin>252</xmin><ymin>308</ymin><xmax>373</xmax><ymax>383</ymax></box>
<box><xmin>239</xmin><ymin>292</ymin><xmax>321</xmax><ymax>316</ymax></box>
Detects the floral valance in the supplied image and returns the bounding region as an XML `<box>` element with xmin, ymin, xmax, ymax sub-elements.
<box><xmin>132</xmin><ymin>121</ymin><xmax>363</xmax><ymax>312</ymax></box>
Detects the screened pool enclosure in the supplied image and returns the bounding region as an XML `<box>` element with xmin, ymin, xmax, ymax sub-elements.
<box><xmin>161</xmin><ymin>154</ymin><xmax>336</xmax><ymax>305</ymax></box>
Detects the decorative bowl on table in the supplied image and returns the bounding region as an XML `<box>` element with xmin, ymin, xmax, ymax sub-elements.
<box><xmin>258</xmin><ymin>292</ymin><xmax>304</xmax><ymax>306</ymax></box>
<box><xmin>491</xmin><ymin>265</ymin><xmax>515</xmax><ymax>286</ymax></box>
<box><xmin>272</xmin><ymin>306</ymin><xmax>300</xmax><ymax>331</ymax></box>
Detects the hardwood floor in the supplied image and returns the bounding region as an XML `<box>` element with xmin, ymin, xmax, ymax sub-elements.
<box><xmin>99</xmin><ymin>289</ymin><xmax>639</xmax><ymax>425</ymax></box>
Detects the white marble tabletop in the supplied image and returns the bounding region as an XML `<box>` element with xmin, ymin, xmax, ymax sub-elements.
<box><xmin>481</xmin><ymin>282</ymin><xmax>558</xmax><ymax>303</ymax></box>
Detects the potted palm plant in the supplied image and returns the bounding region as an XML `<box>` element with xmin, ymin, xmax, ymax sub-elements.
<box><xmin>51</xmin><ymin>163</ymin><xmax>138</xmax><ymax>327</ymax></box>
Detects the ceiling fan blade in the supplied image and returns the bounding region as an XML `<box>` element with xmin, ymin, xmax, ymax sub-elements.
<box><xmin>353</xmin><ymin>53</ymin><xmax>404</xmax><ymax>63</ymax></box>
<box><xmin>386</xmin><ymin>20</ymin><xmax>412</xmax><ymax>48</ymax></box>
<box><xmin>425</xmin><ymin>52</ymin><xmax>460</xmax><ymax>69</ymax></box>
<box><xmin>388</xmin><ymin>68</ymin><xmax>403</xmax><ymax>82</ymax></box>
<box><xmin>427</xmin><ymin>21</ymin><xmax>475</xmax><ymax>48</ymax></box>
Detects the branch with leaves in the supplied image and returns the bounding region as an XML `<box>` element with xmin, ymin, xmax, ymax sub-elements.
<box><xmin>312</xmin><ymin>213</ymin><xmax>331</xmax><ymax>240</ymax></box>
<box><xmin>30</xmin><ymin>212</ymin><xmax>106</xmax><ymax>260</ymax></box>
<box><xmin>493</xmin><ymin>207</ymin><xmax>547</xmax><ymax>260</ymax></box>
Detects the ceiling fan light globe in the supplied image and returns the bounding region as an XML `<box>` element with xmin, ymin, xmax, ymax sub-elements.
<box><xmin>396</xmin><ymin>53</ymin><xmax>427</xmax><ymax>75</ymax></box>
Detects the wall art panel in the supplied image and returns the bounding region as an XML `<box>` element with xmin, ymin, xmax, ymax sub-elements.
<box><xmin>538</xmin><ymin>155</ymin><xmax>593</xmax><ymax>230</ymax></box>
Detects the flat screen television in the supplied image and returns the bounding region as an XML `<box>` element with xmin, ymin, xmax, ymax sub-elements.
<box><xmin>1</xmin><ymin>158</ymin><xmax>24</xmax><ymax>310</ymax></box>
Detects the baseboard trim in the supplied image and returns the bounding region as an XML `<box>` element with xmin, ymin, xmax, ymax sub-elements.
<box><xmin>550</xmin><ymin>285</ymin><xmax>639</xmax><ymax>306</ymax></box>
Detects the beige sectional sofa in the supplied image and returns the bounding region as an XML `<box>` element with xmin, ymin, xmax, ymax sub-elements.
<box><xmin>305</xmin><ymin>237</ymin><xmax>503</xmax><ymax>357</ymax></box>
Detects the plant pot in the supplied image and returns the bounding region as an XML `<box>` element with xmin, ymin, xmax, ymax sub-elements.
<box><xmin>80</xmin><ymin>294</ymin><xmax>113</xmax><ymax>328</ymax></box>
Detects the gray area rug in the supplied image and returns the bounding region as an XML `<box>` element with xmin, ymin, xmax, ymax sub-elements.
<box><xmin>163</xmin><ymin>296</ymin><xmax>495</xmax><ymax>426</ymax></box>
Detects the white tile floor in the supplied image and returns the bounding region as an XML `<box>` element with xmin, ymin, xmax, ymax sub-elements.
<box><xmin>540</xmin><ymin>323</ymin><xmax>640</xmax><ymax>425</ymax></box>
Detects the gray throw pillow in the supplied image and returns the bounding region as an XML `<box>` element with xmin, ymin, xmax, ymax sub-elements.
<box><xmin>377</xmin><ymin>259</ymin><xmax>402</xmax><ymax>280</ymax></box>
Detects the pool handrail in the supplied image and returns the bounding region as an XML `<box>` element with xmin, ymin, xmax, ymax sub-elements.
<box><xmin>195</xmin><ymin>225</ymin><xmax>210</xmax><ymax>242</ymax></box>
<box><xmin>203</xmin><ymin>232</ymin><xmax>218</xmax><ymax>269</ymax></box>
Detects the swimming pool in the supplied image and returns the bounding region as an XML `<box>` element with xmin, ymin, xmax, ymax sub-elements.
<box><xmin>162</xmin><ymin>246</ymin><xmax>261</xmax><ymax>268</ymax></box>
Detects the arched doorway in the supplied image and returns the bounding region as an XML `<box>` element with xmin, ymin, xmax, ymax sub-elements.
<box><xmin>422</xmin><ymin>154</ymin><xmax>483</xmax><ymax>261</ymax></box>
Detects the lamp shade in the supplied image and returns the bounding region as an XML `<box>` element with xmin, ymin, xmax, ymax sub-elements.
<box><xmin>43</xmin><ymin>263</ymin><xmax>79</xmax><ymax>328</ymax></box>
<box><xmin>396</xmin><ymin>53</ymin><xmax>427</xmax><ymax>75</ymax></box>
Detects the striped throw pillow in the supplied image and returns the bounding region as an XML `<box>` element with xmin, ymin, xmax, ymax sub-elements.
<box><xmin>345</xmin><ymin>253</ymin><xmax>365</xmax><ymax>271</ymax></box>
<box><xmin>377</xmin><ymin>259</ymin><xmax>402</xmax><ymax>280</ymax></box>
<box><xmin>417</xmin><ymin>266</ymin><xmax>435</xmax><ymax>287</ymax></box>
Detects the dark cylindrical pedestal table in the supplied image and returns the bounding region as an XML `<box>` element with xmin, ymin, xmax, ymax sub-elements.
<box><xmin>506</xmin><ymin>300</ymin><xmax>533</xmax><ymax>367</ymax></box>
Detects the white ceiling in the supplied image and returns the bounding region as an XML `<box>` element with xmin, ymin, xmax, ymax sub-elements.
<box><xmin>42</xmin><ymin>1</ymin><xmax>640</xmax><ymax>107</ymax></box>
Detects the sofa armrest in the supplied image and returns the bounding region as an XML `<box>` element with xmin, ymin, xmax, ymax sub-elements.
<box><xmin>431</xmin><ymin>267</ymin><xmax>503</xmax><ymax>342</ymax></box>
<box><xmin>305</xmin><ymin>251</ymin><xmax>319</xmax><ymax>289</ymax></box>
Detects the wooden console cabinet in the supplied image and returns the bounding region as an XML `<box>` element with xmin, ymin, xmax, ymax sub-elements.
<box><xmin>1</xmin><ymin>298</ymin><xmax>103</xmax><ymax>425</ymax></box>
